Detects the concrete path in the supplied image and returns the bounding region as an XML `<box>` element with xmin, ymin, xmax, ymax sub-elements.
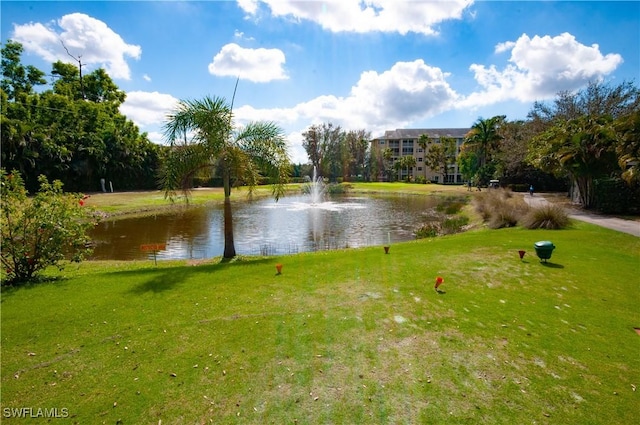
<box><xmin>521</xmin><ymin>193</ymin><xmax>640</xmax><ymax>237</ymax></box>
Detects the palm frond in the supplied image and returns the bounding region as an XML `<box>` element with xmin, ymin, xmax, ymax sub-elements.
<box><xmin>163</xmin><ymin>96</ymin><xmax>232</xmax><ymax>150</ymax></box>
<box><xmin>158</xmin><ymin>144</ymin><xmax>213</xmax><ymax>201</ymax></box>
<box><xmin>235</xmin><ymin>121</ymin><xmax>291</xmax><ymax>200</ymax></box>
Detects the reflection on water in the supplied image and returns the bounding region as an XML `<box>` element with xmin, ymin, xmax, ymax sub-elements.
<box><xmin>89</xmin><ymin>194</ymin><xmax>446</xmax><ymax>260</ymax></box>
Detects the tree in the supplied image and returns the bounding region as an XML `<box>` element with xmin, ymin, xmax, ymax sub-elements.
<box><xmin>422</xmin><ymin>135</ymin><xmax>457</xmax><ymax>183</ymax></box>
<box><xmin>529</xmin><ymin>115</ymin><xmax>617</xmax><ymax>208</ymax></box>
<box><xmin>615</xmin><ymin>110</ymin><xmax>640</xmax><ymax>185</ymax></box>
<box><xmin>463</xmin><ymin>116</ymin><xmax>504</xmax><ymax>183</ymax></box>
<box><xmin>456</xmin><ymin>146</ymin><xmax>478</xmax><ymax>183</ymax></box>
<box><xmin>1</xmin><ymin>40</ymin><xmax>46</xmax><ymax>101</ymax></box>
<box><xmin>160</xmin><ymin>95</ymin><xmax>291</xmax><ymax>259</ymax></box>
<box><xmin>393</xmin><ymin>155</ymin><xmax>416</xmax><ymax>181</ymax></box>
<box><xmin>527</xmin><ymin>80</ymin><xmax>640</xmax><ymax>204</ymax></box>
<box><xmin>1</xmin><ymin>170</ymin><xmax>97</xmax><ymax>285</ymax></box>
<box><xmin>302</xmin><ymin>124</ymin><xmax>322</xmax><ymax>170</ymax></box>
<box><xmin>1</xmin><ymin>42</ymin><xmax>160</xmax><ymax>192</ymax></box>
<box><xmin>344</xmin><ymin>129</ymin><xmax>370</xmax><ymax>180</ymax></box>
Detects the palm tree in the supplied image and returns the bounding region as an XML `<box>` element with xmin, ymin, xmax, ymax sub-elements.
<box><xmin>160</xmin><ymin>95</ymin><xmax>291</xmax><ymax>259</ymax></box>
<box><xmin>464</xmin><ymin>116</ymin><xmax>505</xmax><ymax>171</ymax></box>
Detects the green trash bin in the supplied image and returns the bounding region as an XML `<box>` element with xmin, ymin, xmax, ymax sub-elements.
<box><xmin>534</xmin><ymin>241</ymin><xmax>555</xmax><ymax>262</ymax></box>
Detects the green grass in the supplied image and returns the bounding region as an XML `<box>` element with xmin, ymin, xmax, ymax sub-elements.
<box><xmin>85</xmin><ymin>185</ymin><xmax>301</xmax><ymax>218</ymax></box>
<box><xmin>2</xmin><ymin>222</ymin><xmax>639</xmax><ymax>424</ymax></box>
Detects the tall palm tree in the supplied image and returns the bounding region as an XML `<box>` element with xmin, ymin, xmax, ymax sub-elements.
<box><xmin>160</xmin><ymin>95</ymin><xmax>291</xmax><ymax>259</ymax></box>
<box><xmin>464</xmin><ymin>116</ymin><xmax>504</xmax><ymax>170</ymax></box>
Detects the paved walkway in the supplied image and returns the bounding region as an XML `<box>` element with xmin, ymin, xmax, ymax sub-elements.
<box><xmin>521</xmin><ymin>193</ymin><xmax>640</xmax><ymax>237</ymax></box>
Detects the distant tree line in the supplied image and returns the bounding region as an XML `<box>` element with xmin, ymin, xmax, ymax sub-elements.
<box><xmin>1</xmin><ymin>40</ymin><xmax>163</xmax><ymax>192</ymax></box>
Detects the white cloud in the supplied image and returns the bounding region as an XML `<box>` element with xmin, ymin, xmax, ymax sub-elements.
<box><xmin>237</xmin><ymin>59</ymin><xmax>459</xmax><ymax>144</ymax></box>
<box><xmin>233</xmin><ymin>29</ymin><xmax>255</xmax><ymax>41</ymax></box>
<box><xmin>237</xmin><ymin>0</ymin><xmax>259</xmax><ymax>15</ymax></box>
<box><xmin>494</xmin><ymin>41</ymin><xmax>515</xmax><ymax>54</ymax></box>
<box><xmin>11</xmin><ymin>13</ymin><xmax>141</xmax><ymax>80</ymax></box>
<box><xmin>208</xmin><ymin>43</ymin><xmax>288</xmax><ymax>83</ymax></box>
<box><xmin>145</xmin><ymin>131</ymin><xmax>164</xmax><ymax>145</ymax></box>
<box><xmin>461</xmin><ymin>32</ymin><xmax>623</xmax><ymax>108</ymax></box>
<box><xmin>285</xmin><ymin>130</ymin><xmax>308</xmax><ymax>164</ymax></box>
<box><xmin>237</xmin><ymin>0</ymin><xmax>473</xmax><ymax>35</ymax></box>
<box><xmin>120</xmin><ymin>91</ymin><xmax>180</xmax><ymax>128</ymax></box>
<box><xmin>143</xmin><ymin>74</ymin><xmax>152</xmax><ymax>82</ymax></box>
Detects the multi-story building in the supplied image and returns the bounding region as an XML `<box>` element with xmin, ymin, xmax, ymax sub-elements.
<box><xmin>371</xmin><ymin>128</ymin><xmax>470</xmax><ymax>183</ymax></box>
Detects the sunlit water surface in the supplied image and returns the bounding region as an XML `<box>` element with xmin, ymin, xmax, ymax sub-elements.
<box><xmin>89</xmin><ymin>194</ymin><xmax>444</xmax><ymax>260</ymax></box>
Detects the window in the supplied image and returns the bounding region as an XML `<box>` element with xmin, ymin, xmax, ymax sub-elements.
<box><xmin>418</xmin><ymin>157</ymin><xmax>423</xmax><ymax>162</ymax></box>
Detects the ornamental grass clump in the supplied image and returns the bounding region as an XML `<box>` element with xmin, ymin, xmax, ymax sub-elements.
<box><xmin>521</xmin><ymin>204</ymin><xmax>570</xmax><ymax>229</ymax></box>
<box><xmin>473</xmin><ymin>188</ymin><xmax>530</xmax><ymax>228</ymax></box>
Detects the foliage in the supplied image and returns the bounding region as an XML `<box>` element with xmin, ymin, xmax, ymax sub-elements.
<box><xmin>0</xmin><ymin>40</ymin><xmax>46</xmax><ymax>100</ymax></box>
<box><xmin>528</xmin><ymin>115</ymin><xmax>618</xmax><ymax>208</ymax></box>
<box><xmin>441</xmin><ymin>215</ymin><xmax>470</xmax><ymax>234</ymax></box>
<box><xmin>160</xmin><ymin>94</ymin><xmax>291</xmax><ymax>259</ymax></box>
<box><xmin>0</xmin><ymin>41</ymin><xmax>162</xmax><ymax>192</ymax></box>
<box><xmin>614</xmin><ymin>109</ymin><xmax>640</xmax><ymax>185</ymax></box>
<box><xmin>420</xmin><ymin>134</ymin><xmax>457</xmax><ymax>183</ymax></box>
<box><xmin>593</xmin><ymin>178</ymin><xmax>640</xmax><ymax>214</ymax></box>
<box><xmin>462</xmin><ymin>115</ymin><xmax>505</xmax><ymax>184</ymax></box>
<box><xmin>527</xmin><ymin>80</ymin><xmax>640</xmax><ymax>208</ymax></box>
<box><xmin>325</xmin><ymin>182</ymin><xmax>349</xmax><ymax>194</ymax></box>
<box><xmin>0</xmin><ymin>170</ymin><xmax>97</xmax><ymax>285</ymax></box>
<box><xmin>393</xmin><ymin>155</ymin><xmax>416</xmax><ymax>181</ymax></box>
<box><xmin>302</xmin><ymin>123</ymin><xmax>371</xmax><ymax>182</ymax></box>
<box><xmin>521</xmin><ymin>204</ymin><xmax>570</xmax><ymax>229</ymax></box>
<box><xmin>414</xmin><ymin>222</ymin><xmax>439</xmax><ymax>238</ymax></box>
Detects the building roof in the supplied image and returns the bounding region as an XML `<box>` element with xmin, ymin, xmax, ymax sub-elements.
<box><xmin>373</xmin><ymin>128</ymin><xmax>470</xmax><ymax>140</ymax></box>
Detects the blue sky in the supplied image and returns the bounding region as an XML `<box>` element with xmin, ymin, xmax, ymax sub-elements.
<box><xmin>2</xmin><ymin>1</ymin><xmax>638</xmax><ymax>163</ymax></box>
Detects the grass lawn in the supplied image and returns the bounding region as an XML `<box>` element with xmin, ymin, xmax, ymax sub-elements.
<box><xmin>1</xmin><ymin>219</ymin><xmax>638</xmax><ymax>423</ymax></box>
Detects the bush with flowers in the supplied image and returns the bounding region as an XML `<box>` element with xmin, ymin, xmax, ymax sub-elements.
<box><xmin>1</xmin><ymin>170</ymin><xmax>98</xmax><ymax>285</ymax></box>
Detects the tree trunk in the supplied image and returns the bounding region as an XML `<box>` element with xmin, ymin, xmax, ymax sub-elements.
<box><xmin>575</xmin><ymin>175</ymin><xmax>595</xmax><ymax>209</ymax></box>
<box><xmin>222</xmin><ymin>165</ymin><xmax>236</xmax><ymax>259</ymax></box>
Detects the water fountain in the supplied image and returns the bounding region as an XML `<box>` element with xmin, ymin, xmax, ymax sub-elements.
<box><xmin>309</xmin><ymin>166</ymin><xmax>325</xmax><ymax>205</ymax></box>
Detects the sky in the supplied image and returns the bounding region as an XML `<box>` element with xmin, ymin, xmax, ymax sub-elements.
<box><xmin>2</xmin><ymin>1</ymin><xmax>638</xmax><ymax>164</ymax></box>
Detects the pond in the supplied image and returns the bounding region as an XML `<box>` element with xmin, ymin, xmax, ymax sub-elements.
<box><xmin>89</xmin><ymin>193</ymin><xmax>452</xmax><ymax>261</ymax></box>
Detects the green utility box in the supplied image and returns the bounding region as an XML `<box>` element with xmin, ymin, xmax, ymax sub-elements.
<box><xmin>534</xmin><ymin>241</ymin><xmax>555</xmax><ymax>262</ymax></box>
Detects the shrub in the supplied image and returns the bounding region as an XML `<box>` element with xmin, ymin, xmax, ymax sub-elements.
<box><xmin>473</xmin><ymin>188</ymin><xmax>531</xmax><ymax>229</ymax></box>
<box><xmin>326</xmin><ymin>183</ymin><xmax>348</xmax><ymax>194</ymax></box>
<box><xmin>441</xmin><ymin>216</ymin><xmax>470</xmax><ymax>234</ymax></box>
<box><xmin>594</xmin><ymin>178</ymin><xmax>640</xmax><ymax>214</ymax></box>
<box><xmin>521</xmin><ymin>205</ymin><xmax>570</xmax><ymax>230</ymax></box>
<box><xmin>1</xmin><ymin>170</ymin><xmax>98</xmax><ymax>285</ymax></box>
<box><xmin>414</xmin><ymin>223</ymin><xmax>439</xmax><ymax>239</ymax></box>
